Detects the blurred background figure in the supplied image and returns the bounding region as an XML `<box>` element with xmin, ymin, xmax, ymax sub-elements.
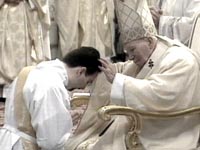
<box><xmin>56</xmin><ymin>0</ymin><xmax>116</xmax><ymax>59</ymax></box>
<box><xmin>149</xmin><ymin>0</ymin><xmax>200</xmax><ymax>46</ymax></box>
<box><xmin>147</xmin><ymin>0</ymin><xmax>158</xmax><ymax>6</ymax></box>
<box><xmin>0</xmin><ymin>0</ymin><xmax>51</xmax><ymax>98</ymax></box>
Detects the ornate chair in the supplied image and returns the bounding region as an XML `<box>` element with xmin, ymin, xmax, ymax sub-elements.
<box><xmin>70</xmin><ymin>93</ymin><xmax>200</xmax><ymax>149</ymax></box>
<box><xmin>98</xmin><ymin>105</ymin><xmax>200</xmax><ymax>149</ymax></box>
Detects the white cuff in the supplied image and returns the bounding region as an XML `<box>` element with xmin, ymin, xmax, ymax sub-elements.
<box><xmin>110</xmin><ymin>73</ymin><xmax>126</xmax><ymax>106</ymax></box>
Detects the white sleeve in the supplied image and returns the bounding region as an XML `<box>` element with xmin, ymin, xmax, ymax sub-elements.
<box><xmin>110</xmin><ymin>73</ymin><xmax>126</xmax><ymax>106</ymax></box>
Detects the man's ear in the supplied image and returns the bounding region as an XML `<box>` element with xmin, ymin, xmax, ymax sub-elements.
<box><xmin>147</xmin><ymin>37</ymin><xmax>155</xmax><ymax>50</ymax></box>
<box><xmin>77</xmin><ymin>67</ymin><xmax>86</xmax><ymax>76</ymax></box>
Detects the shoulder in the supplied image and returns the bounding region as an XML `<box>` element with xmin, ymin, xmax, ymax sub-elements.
<box><xmin>24</xmin><ymin>62</ymin><xmax>65</xmax><ymax>94</ymax></box>
<box><xmin>168</xmin><ymin>46</ymin><xmax>195</xmax><ymax>60</ymax></box>
<box><xmin>162</xmin><ymin>46</ymin><xmax>198</xmax><ymax>69</ymax></box>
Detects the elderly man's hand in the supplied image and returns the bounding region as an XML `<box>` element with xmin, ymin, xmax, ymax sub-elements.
<box><xmin>70</xmin><ymin>105</ymin><xmax>87</xmax><ymax>126</ymax></box>
<box><xmin>99</xmin><ymin>58</ymin><xmax>116</xmax><ymax>83</ymax></box>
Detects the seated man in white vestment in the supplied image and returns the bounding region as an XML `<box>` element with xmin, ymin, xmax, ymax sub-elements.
<box><xmin>98</xmin><ymin>0</ymin><xmax>200</xmax><ymax>149</ymax></box>
<box><xmin>62</xmin><ymin>0</ymin><xmax>200</xmax><ymax>149</ymax></box>
<box><xmin>0</xmin><ymin>47</ymin><xmax>102</xmax><ymax>150</ymax></box>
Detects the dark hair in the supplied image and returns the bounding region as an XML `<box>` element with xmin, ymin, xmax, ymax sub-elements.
<box><xmin>62</xmin><ymin>47</ymin><xmax>102</xmax><ymax>75</ymax></box>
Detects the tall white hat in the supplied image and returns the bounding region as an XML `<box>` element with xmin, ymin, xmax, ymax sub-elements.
<box><xmin>115</xmin><ymin>0</ymin><xmax>157</xmax><ymax>44</ymax></box>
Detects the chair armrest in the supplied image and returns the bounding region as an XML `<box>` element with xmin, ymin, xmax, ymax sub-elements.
<box><xmin>98</xmin><ymin>105</ymin><xmax>143</xmax><ymax>149</ymax></box>
<box><xmin>98</xmin><ymin>105</ymin><xmax>200</xmax><ymax>119</ymax></box>
<box><xmin>71</xmin><ymin>93</ymin><xmax>90</xmax><ymax>109</ymax></box>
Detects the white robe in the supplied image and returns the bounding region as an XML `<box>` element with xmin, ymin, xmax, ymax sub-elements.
<box><xmin>111</xmin><ymin>36</ymin><xmax>200</xmax><ymax>149</ymax></box>
<box><xmin>0</xmin><ymin>59</ymin><xmax>73</xmax><ymax>150</ymax></box>
<box><xmin>56</xmin><ymin>0</ymin><xmax>115</xmax><ymax>57</ymax></box>
<box><xmin>157</xmin><ymin>0</ymin><xmax>200</xmax><ymax>46</ymax></box>
<box><xmin>0</xmin><ymin>0</ymin><xmax>51</xmax><ymax>85</ymax></box>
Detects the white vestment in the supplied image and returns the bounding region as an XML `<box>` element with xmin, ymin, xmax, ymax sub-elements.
<box><xmin>111</xmin><ymin>36</ymin><xmax>200</xmax><ymax>149</ymax></box>
<box><xmin>157</xmin><ymin>0</ymin><xmax>200</xmax><ymax>45</ymax></box>
<box><xmin>0</xmin><ymin>60</ymin><xmax>73</xmax><ymax>150</ymax></box>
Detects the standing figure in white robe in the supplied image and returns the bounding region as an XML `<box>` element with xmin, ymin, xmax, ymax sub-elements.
<box><xmin>150</xmin><ymin>0</ymin><xmax>200</xmax><ymax>46</ymax></box>
<box><xmin>0</xmin><ymin>0</ymin><xmax>51</xmax><ymax>87</ymax></box>
<box><xmin>56</xmin><ymin>0</ymin><xmax>116</xmax><ymax>58</ymax></box>
<box><xmin>0</xmin><ymin>47</ymin><xmax>102</xmax><ymax>150</ymax></box>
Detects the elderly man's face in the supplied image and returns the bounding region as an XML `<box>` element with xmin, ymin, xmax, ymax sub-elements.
<box><xmin>124</xmin><ymin>38</ymin><xmax>153</xmax><ymax>68</ymax></box>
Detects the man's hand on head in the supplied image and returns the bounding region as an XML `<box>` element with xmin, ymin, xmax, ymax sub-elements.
<box><xmin>99</xmin><ymin>58</ymin><xmax>116</xmax><ymax>83</ymax></box>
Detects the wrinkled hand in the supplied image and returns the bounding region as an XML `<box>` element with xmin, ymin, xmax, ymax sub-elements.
<box><xmin>70</xmin><ymin>105</ymin><xmax>87</xmax><ymax>126</ymax></box>
<box><xmin>99</xmin><ymin>58</ymin><xmax>116</xmax><ymax>83</ymax></box>
<box><xmin>149</xmin><ymin>7</ymin><xmax>163</xmax><ymax>29</ymax></box>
